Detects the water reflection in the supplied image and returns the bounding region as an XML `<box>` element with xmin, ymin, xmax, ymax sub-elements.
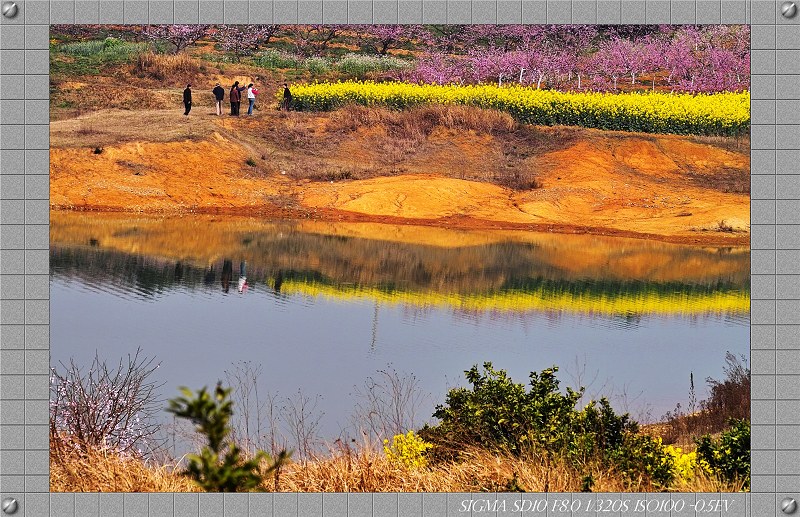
<box><xmin>50</xmin><ymin>211</ymin><xmax>749</xmax><ymax>430</ymax></box>
<box><xmin>50</xmin><ymin>212</ymin><xmax>749</xmax><ymax>319</ymax></box>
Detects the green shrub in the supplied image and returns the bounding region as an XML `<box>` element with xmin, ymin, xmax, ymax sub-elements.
<box><xmin>696</xmin><ymin>419</ymin><xmax>750</xmax><ymax>488</ymax></box>
<box><xmin>422</xmin><ymin>363</ymin><xmax>585</xmax><ymax>456</ymax></box>
<box><xmin>103</xmin><ymin>37</ymin><xmax>123</xmax><ymax>50</ymax></box>
<box><xmin>168</xmin><ymin>383</ymin><xmax>290</xmax><ymax>492</ymax></box>
<box><xmin>421</xmin><ymin>362</ymin><xmax>675</xmax><ymax>488</ymax></box>
<box><xmin>609</xmin><ymin>433</ymin><xmax>675</xmax><ymax>488</ymax></box>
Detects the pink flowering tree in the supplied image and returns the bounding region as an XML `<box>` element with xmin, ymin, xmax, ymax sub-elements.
<box><xmin>592</xmin><ymin>37</ymin><xmax>647</xmax><ymax>89</ymax></box>
<box><xmin>410</xmin><ymin>52</ymin><xmax>469</xmax><ymax>85</ymax></box>
<box><xmin>144</xmin><ymin>25</ymin><xmax>210</xmax><ymax>54</ymax></box>
<box><xmin>50</xmin><ymin>349</ymin><xmax>163</xmax><ymax>457</ymax></box>
<box><xmin>355</xmin><ymin>25</ymin><xmax>430</xmax><ymax>55</ymax></box>
<box><xmin>215</xmin><ymin>25</ymin><xmax>280</xmax><ymax>62</ymax></box>
<box><xmin>290</xmin><ymin>25</ymin><xmax>343</xmax><ymax>56</ymax></box>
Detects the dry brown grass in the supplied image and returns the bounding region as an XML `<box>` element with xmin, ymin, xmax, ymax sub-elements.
<box><xmin>50</xmin><ymin>435</ymin><xmax>199</xmax><ymax>493</ymax></box>
<box><xmin>134</xmin><ymin>52</ymin><xmax>201</xmax><ymax>82</ymax></box>
<box><xmin>329</xmin><ymin>104</ymin><xmax>517</xmax><ymax>138</ymax></box>
<box><xmin>279</xmin><ymin>445</ymin><xmax>631</xmax><ymax>493</ymax></box>
<box><xmin>50</xmin><ymin>438</ymin><xmax>745</xmax><ymax>493</ymax></box>
<box><xmin>50</xmin><ymin>109</ymin><xmax>221</xmax><ymax>148</ymax></box>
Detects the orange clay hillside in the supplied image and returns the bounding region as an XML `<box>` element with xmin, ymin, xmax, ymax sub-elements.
<box><xmin>50</xmin><ymin>106</ymin><xmax>749</xmax><ymax>246</ymax></box>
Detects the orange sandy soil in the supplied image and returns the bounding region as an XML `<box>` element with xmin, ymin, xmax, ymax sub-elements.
<box><xmin>50</xmin><ymin>108</ymin><xmax>750</xmax><ymax>246</ymax></box>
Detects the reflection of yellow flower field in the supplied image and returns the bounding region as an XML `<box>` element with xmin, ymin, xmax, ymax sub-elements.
<box><xmin>281</xmin><ymin>280</ymin><xmax>749</xmax><ymax>316</ymax></box>
<box><xmin>289</xmin><ymin>82</ymin><xmax>750</xmax><ymax>136</ymax></box>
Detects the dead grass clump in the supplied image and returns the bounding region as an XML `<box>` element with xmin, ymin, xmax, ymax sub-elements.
<box><xmin>134</xmin><ymin>52</ymin><xmax>200</xmax><ymax>82</ymax></box>
<box><xmin>50</xmin><ymin>434</ymin><xmax>198</xmax><ymax>492</ymax></box>
<box><xmin>494</xmin><ymin>172</ymin><xmax>543</xmax><ymax>191</ymax></box>
<box><xmin>330</xmin><ymin>104</ymin><xmax>516</xmax><ymax>138</ymax></box>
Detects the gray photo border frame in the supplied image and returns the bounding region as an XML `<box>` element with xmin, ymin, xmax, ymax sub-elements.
<box><xmin>0</xmin><ymin>2</ymin><xmax>791</xmax><ymax>515</ymax></box>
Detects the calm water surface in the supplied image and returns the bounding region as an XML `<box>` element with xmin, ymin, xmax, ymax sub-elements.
<box><xmin>50</xmin><ymin>212</ymin><xmax>749</xmax><ymax>438</ymax></box>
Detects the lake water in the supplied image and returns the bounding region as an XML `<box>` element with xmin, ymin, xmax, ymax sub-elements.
<box><xmin>50</xmin><ymin>211</ymin><xmax>749</xmax><ymax>443</ymax></box>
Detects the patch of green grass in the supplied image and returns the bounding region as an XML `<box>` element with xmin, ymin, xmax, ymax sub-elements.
<box><xmin>336</xmin><ymin>54</ymin><xmax>411</xmax><ymax>79</ymax></box>
<box><xmin>253</xmin><ymin>49</ymin><xmax>301</xmax><ymax>70</ymax></box>
<box><xmin>51</xmin><ymin>38</ymin><xmax>153</xmax><ymax>77</ymax></box>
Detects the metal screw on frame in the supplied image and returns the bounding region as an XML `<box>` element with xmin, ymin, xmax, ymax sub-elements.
<box><xmin>0</xmin><ymin>498</ymin><xmax>18</xmax><ymax>515</ymax></box>
<box><xmin>1</xmin><ymin>1</ymin><xmax>18</xmax><ymax>18</ymax></box>
<box><xmin>783</xmin><ymin>498</ymin><xmax>799</xmax><ymax>515</ymax></box>
<box><xmin>783</xmin><ymin>1</ymin><xmax>798</xmax><ymax>18</ymax></box>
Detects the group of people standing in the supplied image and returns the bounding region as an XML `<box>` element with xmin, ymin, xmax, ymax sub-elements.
<box><xmin>182</xmin><ymin>82</ymin><xmax>293</xmax><ymax>117</ymax></box>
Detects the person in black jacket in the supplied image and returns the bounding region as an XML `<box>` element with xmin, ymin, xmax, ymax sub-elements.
<box><xmin>281</xmin><ymin>83</ymin><xmax>292</xmax><ymax>111</ymax></box>
<box><xmin>212</xmin><ymin>83</ymin><xmax>225</xmax><ymax>116</ymax></box>
<box><xmin>230</xmin><ymin>81</ymin><xmax>246</xmax><ymax>116</ymax></box>
<box><xmin>183</xmin><ymin>84</ymin><xmax>192</xmax><ymax>116</ymax></box>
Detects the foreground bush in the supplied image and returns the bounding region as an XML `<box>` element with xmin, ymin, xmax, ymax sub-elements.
<box><xmin>286</xmin><ymin>81</ymin><xmax>750</xmax><ymax>136</ymax></box>
<box><xmin>168</xmin><ymin>384</ymin><xmax>290</xmax><ymax>492</ymax></box>
<box><xmin>696</xmin><ymin>419</ymin><xmax>750</xmax><ymax>489</ymax></box>
<box><xmin>420</xmin><ymin>363</ymin><xmax>675</xmax><ymax>488</ymax></box>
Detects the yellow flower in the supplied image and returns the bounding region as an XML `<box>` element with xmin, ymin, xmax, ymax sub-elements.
<box><xmin>383</xmin><ymin>431</ymin><xmax>433</xmax><ymax>469</ymax></box>
<box><xmin>285</xmin><ymin>81</ymin><xmax>750</xmax><ymax>136</ymax></box>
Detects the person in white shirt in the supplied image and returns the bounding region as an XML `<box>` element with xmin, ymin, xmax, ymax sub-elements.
<box><xmin>246</xmin><ymin>83</ymin><xmax>258</xmax><ymax>116</ymax></box>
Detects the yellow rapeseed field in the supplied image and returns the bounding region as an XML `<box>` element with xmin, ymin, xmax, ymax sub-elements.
<box><xmin>285</xmin><ymin>81</ymin><xmax>750</xmax><ymax>136</ymax></box>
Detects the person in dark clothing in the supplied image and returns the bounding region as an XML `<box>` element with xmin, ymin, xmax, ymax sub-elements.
<box><xmin>212</xmin><ymin>83</ymin><xmax>225</xmax><ymax>116</ymax></box>
<box><xmin>282</xmin><ymin>83</ymin><xmax>292</xmax><ymax>111</ymax></box>
<box><xmin>221</xmin><ymin>259</ymin><xmax>233</xmax><ymax>293</ymax></box>
<box><xmin>230</xmin><ymin>81</ymin><xmax>240</xmax><ymax>115</ymax></box>
<box><xmin>203</xmin><ymin>265</ymin><xmax>215</xmax><ymax>285</ymax></box>
<box><xmin>229</xmin><ymin>81</ymin><xmax>246</xmax><ymax>116</ymax></box>
<box><xmin>183</xmin><ymin>84</ymin><xmax>192</xmax><ymax>116</ymax></box>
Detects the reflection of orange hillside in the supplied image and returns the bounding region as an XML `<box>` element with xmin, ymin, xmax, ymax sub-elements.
<box><xmin>51</xmin><ymin>211</ymin><xmax>749</xmax><ymax>287</ymax></box>
<box><xmin>50</xmin><ymin>109</ymin><xmax>749</xmax><ymax>245</ymax></box>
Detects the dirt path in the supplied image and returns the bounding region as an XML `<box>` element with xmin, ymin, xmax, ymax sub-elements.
<box><xmin>50</xmin><ymin>109</ymin><xmax>750</xmax><ymax>246</ymax></box>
